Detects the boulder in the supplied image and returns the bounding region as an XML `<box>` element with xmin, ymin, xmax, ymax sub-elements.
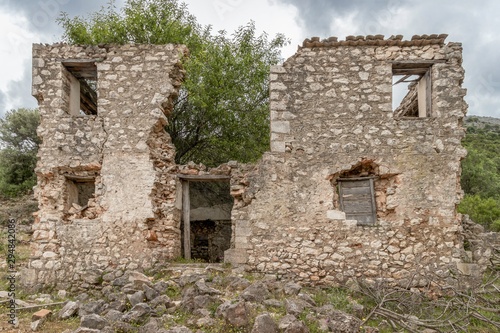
<box><xmin>227</xmin><ymin>276</ymin><xmax>251</xmax><ymax>291</ymax></box>
<box><xmin>144</xmin><ymin>284</ymin><xmax>160</xmax><ymax>301</ymax></box>
<box><xmin>278</xmin><ymin>315</ymin><xmax>310</xmax><ymax>333</ymax></box>
<box><xmin>112</xmin><ymin>276</ymin><xmax>129</xmax><ymax>287</ymax></box>
<box><xmin>195</xmin><ymin>279</ymin><xmax>223</xmax><ymax>295</ymax></box>
<box><xmin>30</xmin><ymin>319</ymin><xmax>45</xmax><ymax>332</ymax></box>
<box><xmin>215</xmin><ymin>301</ymin><xmax>232</xmax><ymax>318</ymax></box>
<box><xmin>78</xmin><ymin>300</ymin><xmax>106</xmax><ymax>317</ymax></box>
<box><xmin>251</xmin><ymin>312</ymin><xmax>279</xmax><ymax>333</ymax></box>
<box><xmin>139</xmin><ymin>317</ymin><xmax>160</xmax><ymax>333</ymax></box>
<box><xmin>284</xmin><ymin>282</ymin><xmax>302</xmax><ymax>296</ymax></box>
<box><xmin>122</xmin><ymin>303</ymin><xmax>151</xmax><ymax>324</ymax></box>
<box><xmin>81</xmin><ymin>314</ymin><xmax>108</xmax><ymax>330</ymax></box>
<box><xmin>285</xmin><ymin>299</ymin><xmax>306</xmax><ymax>316</ymax></box>
<box><xmin>153</xmin><ymin>280</ymin><xmax>170</xmax><ymax>294</ymax></box>
<box><xmin>241</xmin><ymin>281</ymin><xmax>271</xmax><ymax>303</ymax></box>
<box><xmin>108</xmin><ymin>299</ymin><xmax>128</xmax><ymax>312</ymax></box>
<box><xmin>196</xmin><ymin>316</ymin><xmax>216</xmax><ymax>327</ymax></box>
<box><xmin>59</xmin><ymin>301</ymin><xmax>79</xmax><ymax>319</ymax></box>
<box><xmin>193</xmin><ymin>308</ymin><xmax>211</xmax><ymax>317</ymax></box>
<box><xmin>325</xmin><ymin>309</ymin><xmax>362</xmax><ymax>333</ymax></box>
<box><xmin>127</xmin><ymin>291</ymin><xmax>146</xmax><ymax>307</ymax></box>
<box><xmin>348</xmin><ymin>302</ymin><xmax>364</xmax><ymax>317</ymax></box>
<box><xmin>178</xmin><ymin>274</ymin><xmax>204</xmax><ymax>287</ymax></box>
<box><xmin>128</xmin><ymin>271</ymin><xmax>153</xmax><ymax>290</ymax></box>
<box><xmin>150</xmin><ymin>295</ymin><xmax>172</xmax><ymax>308</ymax></box>
<box><xmin>263</xmin><ymin>299</ymin><xmax>283</xmax><ymax>307</ymax></box>
<box><xmin>223</xmin><ymin>301</ymin><xmax>251</xmax><ymax>327</ymax></box>
<box><xmin>194</xmin><ymin>295</ymin><xmax>219</xmax><ymax>310</ymax></box>
<box><xmin>101</xmin><ymin>286</ymin><xmax>114</xmax><ymax>298</ymax></box>
<box><xmin>103</xmin><ymin>309</ymin><xmax>123</xmax><ymax>324</ymax></box>
<box><xmin>298</xmin><ymin>293</ymin><xmax>316</xmax><ymax>307</ymax></box>
<box><xmin>76</xmin><ymin>293</ymin><xmax>90</xmax><ymax>302</ymax></box>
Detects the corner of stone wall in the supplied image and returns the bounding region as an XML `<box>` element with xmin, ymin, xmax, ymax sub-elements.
<box><xmin>457</xmin><ymin>214</ymin><xmax>500</xmax><ymax>285</ymax></box>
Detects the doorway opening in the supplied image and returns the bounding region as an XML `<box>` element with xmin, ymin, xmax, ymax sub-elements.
<box><xmin>179</xmin><ymin>175</ymin><xmax>233</xmax><ymax>263</ymax></box>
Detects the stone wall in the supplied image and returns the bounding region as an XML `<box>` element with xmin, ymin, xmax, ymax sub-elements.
<box><xmin>226</xmin><ymin>35</ymin><xmax>470</xmax><ymax>286</ymax></box>
<box><xmin>25</xmin><ymin>35</ymin><xmax>486</xmax><ymax>291</ymax></box>
<box><xmin>23</xmin><ymin>43</ymin><xmax>186</xmax><ymax>291</ymax></box>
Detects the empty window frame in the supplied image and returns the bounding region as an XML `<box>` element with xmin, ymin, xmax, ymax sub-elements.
<box><xmin>338</xmin><ymin>177</ymin><xmax>377</xmax><ymax>225</ymax></box>
<box><xmin>392</xmin><ymin>61</ymin><xmax>433</xmax><ymax>118</ymax></box>
<box><xmin>65</xmin><ymin>174</ymin><xmax>96</xmax><ymax>210</ymax></box>
<box><xmin>62</xmin><ymin>60</ymin><xmax>98</xmax><ymax>116</ymax></box>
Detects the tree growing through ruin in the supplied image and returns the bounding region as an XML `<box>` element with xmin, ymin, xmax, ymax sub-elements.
<box><xmin>57</xmin><ymin>0</ymin><xmax>288</xmax><ymax>166</ymax></box>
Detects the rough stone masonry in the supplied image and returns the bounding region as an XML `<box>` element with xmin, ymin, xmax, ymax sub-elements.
<box><xmin>23</xmin><ymin>35</ymin><xmax>497</xmax><ymax>291</ymax></box>
<box><xmin>23</xmin><ymin>43</ymin><xmax>187</xmax><ymax>291</ymax></box>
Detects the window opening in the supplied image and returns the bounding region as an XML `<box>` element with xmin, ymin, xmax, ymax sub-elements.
<box><xmin>65</xmin><ymin>175</ymin><xmax>96</xmax><ymax>212</ymax></box>
<box><xmin>338</xmin><ymin>177</ymin><xmax>377</xmax><ymax>225</ymax></box>
<box><xmin>62</xmin><ymin>60</ymin><xmax>98</xmax><ymax>116</ymax></box>
<box><xmin>392</xmin><ymin>62</ymin><xmax>432</xmax><ymax>118</ymax></box>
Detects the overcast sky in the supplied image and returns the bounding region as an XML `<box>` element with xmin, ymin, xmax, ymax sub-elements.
<box><xmin>0</xmin><ymin>0</ymin><xmax>499</xmax><ymax>118</ymax></box>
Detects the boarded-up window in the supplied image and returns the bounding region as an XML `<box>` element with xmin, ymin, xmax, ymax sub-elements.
<box><xmin>338</xmin><ymin>178</ymin><xmax>377</xmax><ymax>225</ymax></box>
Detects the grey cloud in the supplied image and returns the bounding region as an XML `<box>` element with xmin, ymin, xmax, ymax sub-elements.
<box><xmin>272</xmin><ymin>0</ymin><xmax>406</xmax><ymax>37</ymax></box>
<box><xmin>0</xmin><ymin>90</ymin><xmax>6</xmax><ymax>119</ymax></box>
<box><xmin>2</xmin><ymin>0</ymin><xmax>124</xmax><ymax>36</ymax></box>
<box><xmin>1</xmin><ymin>60</ymin><xmax>38</xmax><ymax>115</ymax></box>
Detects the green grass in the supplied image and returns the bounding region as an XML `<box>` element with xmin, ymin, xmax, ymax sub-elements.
<box><xmin>299</xmin><ymin>310</ymin><xmax>322</xmax><ymax>333</ymax></box>
<box><xmin>311</xmin><ymin>287</ymin><xmax>351</xmax><ymax>310</ymax></box>
<box><xmin>165</xmin><ymin>285</ymin><xmax>182</xmax><ymax>300</ymax></box>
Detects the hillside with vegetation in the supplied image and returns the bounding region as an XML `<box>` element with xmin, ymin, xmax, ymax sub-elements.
<box><xmin>459</xmin><ymin>116</ymin><xmax>500</xmax><ymax>231</ymax></box>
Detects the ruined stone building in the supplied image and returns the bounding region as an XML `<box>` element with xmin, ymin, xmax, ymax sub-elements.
<box><xmin>23</xmin><ymin>34</ymin><xmax>496</xmax><ymax>291</ymax></box>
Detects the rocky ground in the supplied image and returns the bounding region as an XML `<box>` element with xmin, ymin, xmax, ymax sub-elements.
<box><xmin>2</xmin><ymin>264</ymin><xmax>375</xmax><ymax>333</ymax></box>
<box><xmin>1</xmin><ymin>196</ymin><xmax>498</xmax><ymax>332</ymax></box>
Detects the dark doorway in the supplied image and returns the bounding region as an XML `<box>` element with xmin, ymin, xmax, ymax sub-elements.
<box><xmin>179</xmin><ymin>175</ymin><xmax>233</xmax><ymax>262</ymax></box>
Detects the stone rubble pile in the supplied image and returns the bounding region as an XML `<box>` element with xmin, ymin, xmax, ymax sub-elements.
<box><xmin>30</xmin><ymin>268</ymin><xmax>369</xmax><ymax>333</ymax></box>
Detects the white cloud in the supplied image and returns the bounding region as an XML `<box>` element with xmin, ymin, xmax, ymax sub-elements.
<box><xmin>183</xmin><ymin>0</ymin><xmax>302</xmax><ymax>59</ymax></box>
<box><xmin>0</xmin><ymin>10</ymin><xmax>37</xmax><ymax>90</ymax></box>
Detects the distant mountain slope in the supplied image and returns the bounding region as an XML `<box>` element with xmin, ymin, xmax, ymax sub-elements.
<box><xmin>459</xmin><ymin>115</ymin><xmax>500</xmax><ymax>231</ymax></box>
<box><xmin>464</xmin><ymin>115</ymin><xmax>500</xmax><ymax>129</ymax></box>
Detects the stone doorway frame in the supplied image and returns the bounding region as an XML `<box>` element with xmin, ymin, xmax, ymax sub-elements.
<box><xmin>177</xmin><ymin>174</ymin><xmax>231</xmax><ymax>260</ymax></box>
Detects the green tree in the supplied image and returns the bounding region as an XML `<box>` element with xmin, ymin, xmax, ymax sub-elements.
<box><xmin>0</xmin><ymin>108</ymin><xmax>41</xmax><ymax>197</ymax></box>
<box><xmin>458</xmin><ymin>194</ymin><xmax>500</xmax><ymax>231</ymax></box>
<box><xmin>58</xmin><ymin>0</ymin><xmax>287</xmax><ymax>166</ymax></box>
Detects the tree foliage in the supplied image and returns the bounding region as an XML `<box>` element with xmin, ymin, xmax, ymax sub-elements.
<box><xmin>458</xmin><ymin>118</ymin><xmax>500</xmax><ymax>231</ymax></box>
<box><xmin>57</xmin><ymin>0</ymin><xmax>287</xmax><ymax>166</ymax></box>
<box><xmin>0</xmin><ymin>108</ymin><xmax>40</xmax><ymax>197</ymax></box>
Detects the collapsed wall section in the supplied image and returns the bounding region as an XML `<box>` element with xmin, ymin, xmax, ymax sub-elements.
<box><xmin>226</xmin><ymin>35</ymin><xmax>469</xmax><ymax>286</ymax></box>
<box><xmin>23</xmin><ymin>43</ymin><xmax>186</xmax><ymax>291</ymax></box>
